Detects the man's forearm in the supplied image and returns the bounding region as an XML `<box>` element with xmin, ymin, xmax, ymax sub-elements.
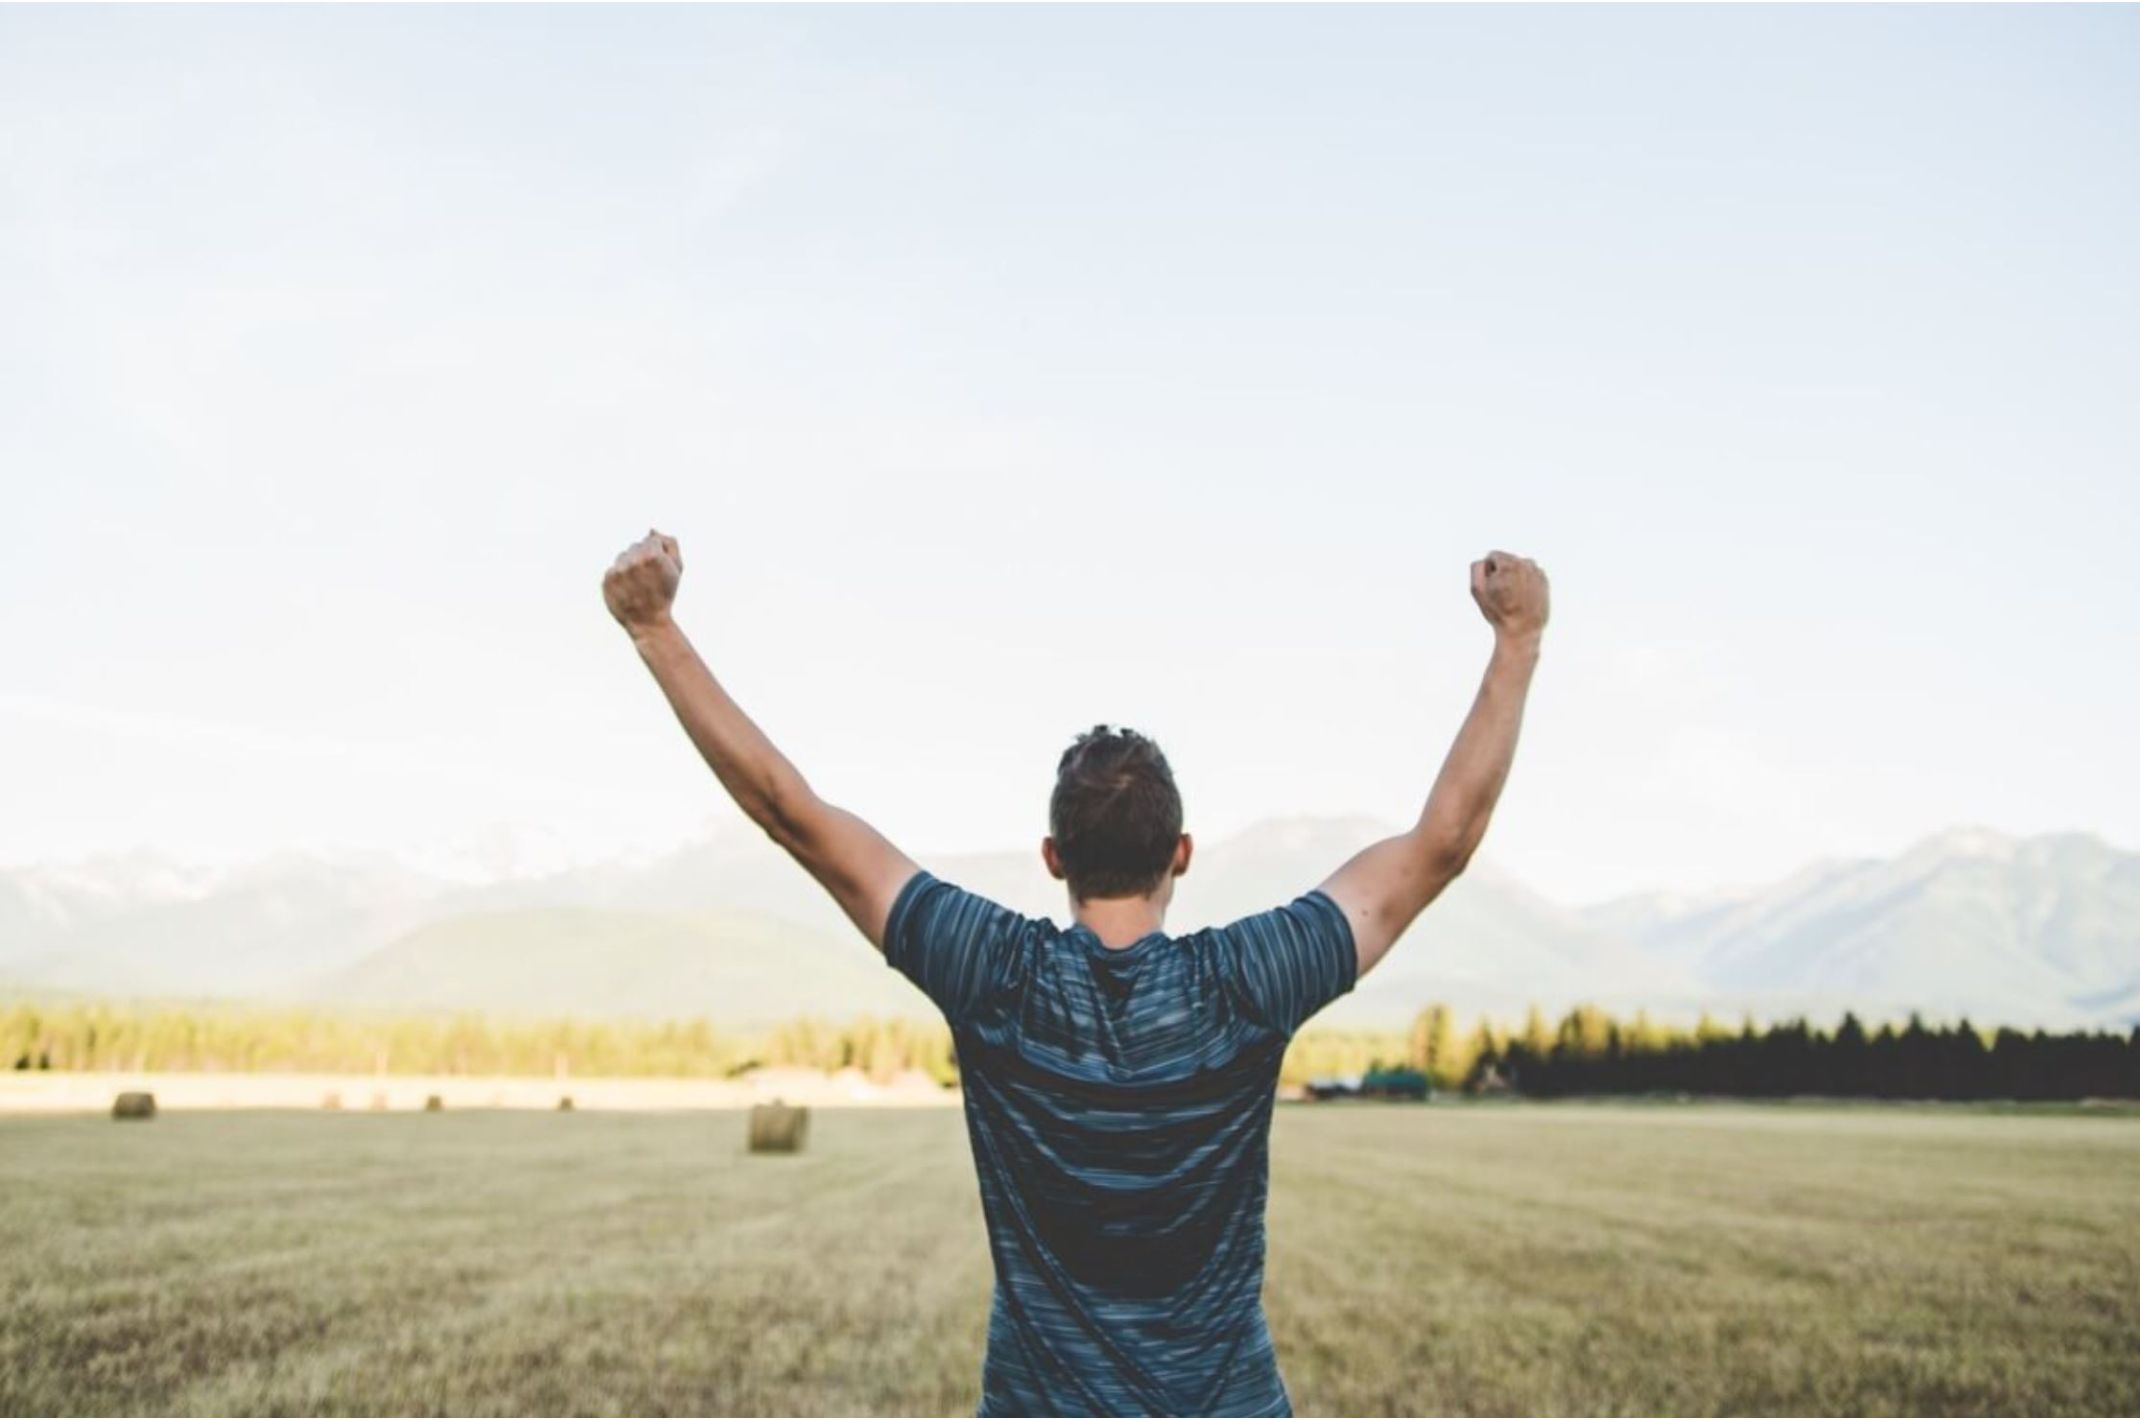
<box><xmin>630</xmin><ymin>617</ymin><xmax>816</xmax><ymax>837</ymax></box>
<box><xmin>1411</xmin><ymin>632</ymin><xmax>1540</xmax><ymax>872</ymax></box>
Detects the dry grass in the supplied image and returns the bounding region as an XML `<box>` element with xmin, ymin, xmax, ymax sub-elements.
<box><xmin>1</xmin><ymin>1103</ymin><xmax>2135</xmax><ymax>1415</ymax></box>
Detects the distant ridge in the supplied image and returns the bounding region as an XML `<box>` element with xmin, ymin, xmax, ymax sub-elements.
<box><xmin>1581</xmin><ymin>827</ymin><xmax>2140</xmax><ymax>1030</ymax></box>
<box><xmin>3</xmin><ymin>820</ymin><xmax>2134</xmax><ymax>1029</ymax></box>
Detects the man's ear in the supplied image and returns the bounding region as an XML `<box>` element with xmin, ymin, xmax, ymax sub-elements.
<box><xmin>1041</xmin><ymin>836</ymin><xmax>1067</xmax><ymax>881</ymax></box>
<box><xmin>1172</xmin><ymin>832</ymin><xmax>1194</xmax><ymax>879</ymax></box>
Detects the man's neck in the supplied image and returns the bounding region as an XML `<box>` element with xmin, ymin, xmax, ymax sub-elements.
<box><xmin>1071</xmin><ymin>893</ymin><xmax>1168</xmax><ymax>950</ymax></box>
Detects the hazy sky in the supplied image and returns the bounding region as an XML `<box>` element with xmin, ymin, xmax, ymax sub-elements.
<box><xmin>3</xmin><ymin>6</ymin><xmax>2136</xmax><ymax>904</ymax></box>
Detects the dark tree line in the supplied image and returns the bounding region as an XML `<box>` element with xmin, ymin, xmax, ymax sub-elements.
<box><xmin>1478</xmin><ymin>1008</ymin><xmax>2140</xmax><ymax>1101</ymax></box>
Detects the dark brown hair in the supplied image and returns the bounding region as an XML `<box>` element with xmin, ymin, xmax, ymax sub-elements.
<box><xmin>1049</xmin><ymin>725</ymin><xmax>1183</xmax><ymax>901</ymax></box>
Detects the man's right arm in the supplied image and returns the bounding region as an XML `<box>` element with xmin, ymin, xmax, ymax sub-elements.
<box><xmin>1317</xmin><ymin>552</ymin><xmax>1549</xmax><ymax>978</ymax></box>
<box><xmin>603</xmin><ymin>530</ymin><xmax>919</xmax><ymax>950</ymax></box>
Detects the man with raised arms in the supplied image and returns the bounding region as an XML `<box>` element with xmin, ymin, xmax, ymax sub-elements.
<box><xmin>603</xmin><ymin>529</ymin><xmax>1548</xmax><ymax>1417</ymax></box>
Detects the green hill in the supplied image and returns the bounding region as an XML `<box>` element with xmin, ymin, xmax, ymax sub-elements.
<box><xmin>317</xmin><ymin>905</ymin><xmax>930</xmax><ymax>1025</ymax></box>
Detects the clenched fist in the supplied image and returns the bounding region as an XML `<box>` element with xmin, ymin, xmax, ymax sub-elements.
<box><xmin>1470</xmin><ymin>550</ymin><xmax>1549</xmax><ymax>645</ymax></box>
<box><xmin>603</xmin><ymin>529</ymin><xmax>683</xmax><ymax>635</ymax></box>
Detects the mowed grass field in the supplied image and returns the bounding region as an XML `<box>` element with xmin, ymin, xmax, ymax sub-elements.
<box><xmin>3</xmin><ymin>1104</ymin><xmax>2137</xmax><ymax>1416</ymax></box>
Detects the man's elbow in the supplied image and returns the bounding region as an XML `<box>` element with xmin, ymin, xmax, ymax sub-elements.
<box><xmin>1415</xmin><ymin>827</ymin><xmax>1478</xmax><ymax>885</ymax></box>
<box><xmin>748</xmin><ymin>783</ymin><xmax>822</xmax><ymax>857</ymax></box>
<box><xmin>756</xmin><ymin>808</ymin><xmax>807</xmax><ymax>857</ymax></box>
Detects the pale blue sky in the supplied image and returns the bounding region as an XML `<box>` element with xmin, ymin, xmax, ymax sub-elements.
<box><xmin>2</xmin><ymin>6</ymin><xmax>2136</xmax><ymax>902</ymax></box>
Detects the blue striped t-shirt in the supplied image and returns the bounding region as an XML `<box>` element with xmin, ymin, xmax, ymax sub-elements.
<box><xmin>884</xmin><ymin>871</ymin><xmax>1357</xmax><ymax>1417</ymax></box>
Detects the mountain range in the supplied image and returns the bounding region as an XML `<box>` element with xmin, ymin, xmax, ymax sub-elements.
<box><xmin>3</xmin><ymin>820</ymin><xmax>2135</xmax><ymax>1030</ymax></box>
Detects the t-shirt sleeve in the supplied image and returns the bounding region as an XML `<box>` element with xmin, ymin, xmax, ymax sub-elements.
<box><xmin>1211</xmin><ymin>889</ymin><xmax>1359</xmax><ymax>1037</ymax></box>
<box><xmin>882</xmin><ymin>871</ymin><xmax>1032</xmax><ymax>1027</ymax></box>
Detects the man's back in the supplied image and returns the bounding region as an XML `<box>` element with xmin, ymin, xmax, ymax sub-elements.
<box><xmin>885</xmin><ymin>872</ymin><xmax>1357</xmax><ymax>1418</ymax></box>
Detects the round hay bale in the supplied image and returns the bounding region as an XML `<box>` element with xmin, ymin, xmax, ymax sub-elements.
<box><xmin>423</xmin><ymin>1094</ymin><xmax>444</xmax><ymax>1112</ymax></box>
<box><xmin>111</xmin><ymin>1091</ymin><xmax>157</xmax><ymax>1121</ymax></box>
<box><xmin>556</xmin><ymin>1095</ymin><xmax>575</xmax><ymax>1112</ymax></box>
<box><xmin>748</xmin><ymin>1101</ymin><xmax>808</xmax><ymax>1154</ymax></box>
<box><xmin>321</xmin><ymin>1091</ymin><xmax>342</xmax><ymax>1111</ymax></box>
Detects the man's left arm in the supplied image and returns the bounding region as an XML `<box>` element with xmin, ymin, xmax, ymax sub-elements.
<box><xmin>603</xmin><ymin>530</ymin><xmax>919</xmax><ymax>949</ymax></box>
